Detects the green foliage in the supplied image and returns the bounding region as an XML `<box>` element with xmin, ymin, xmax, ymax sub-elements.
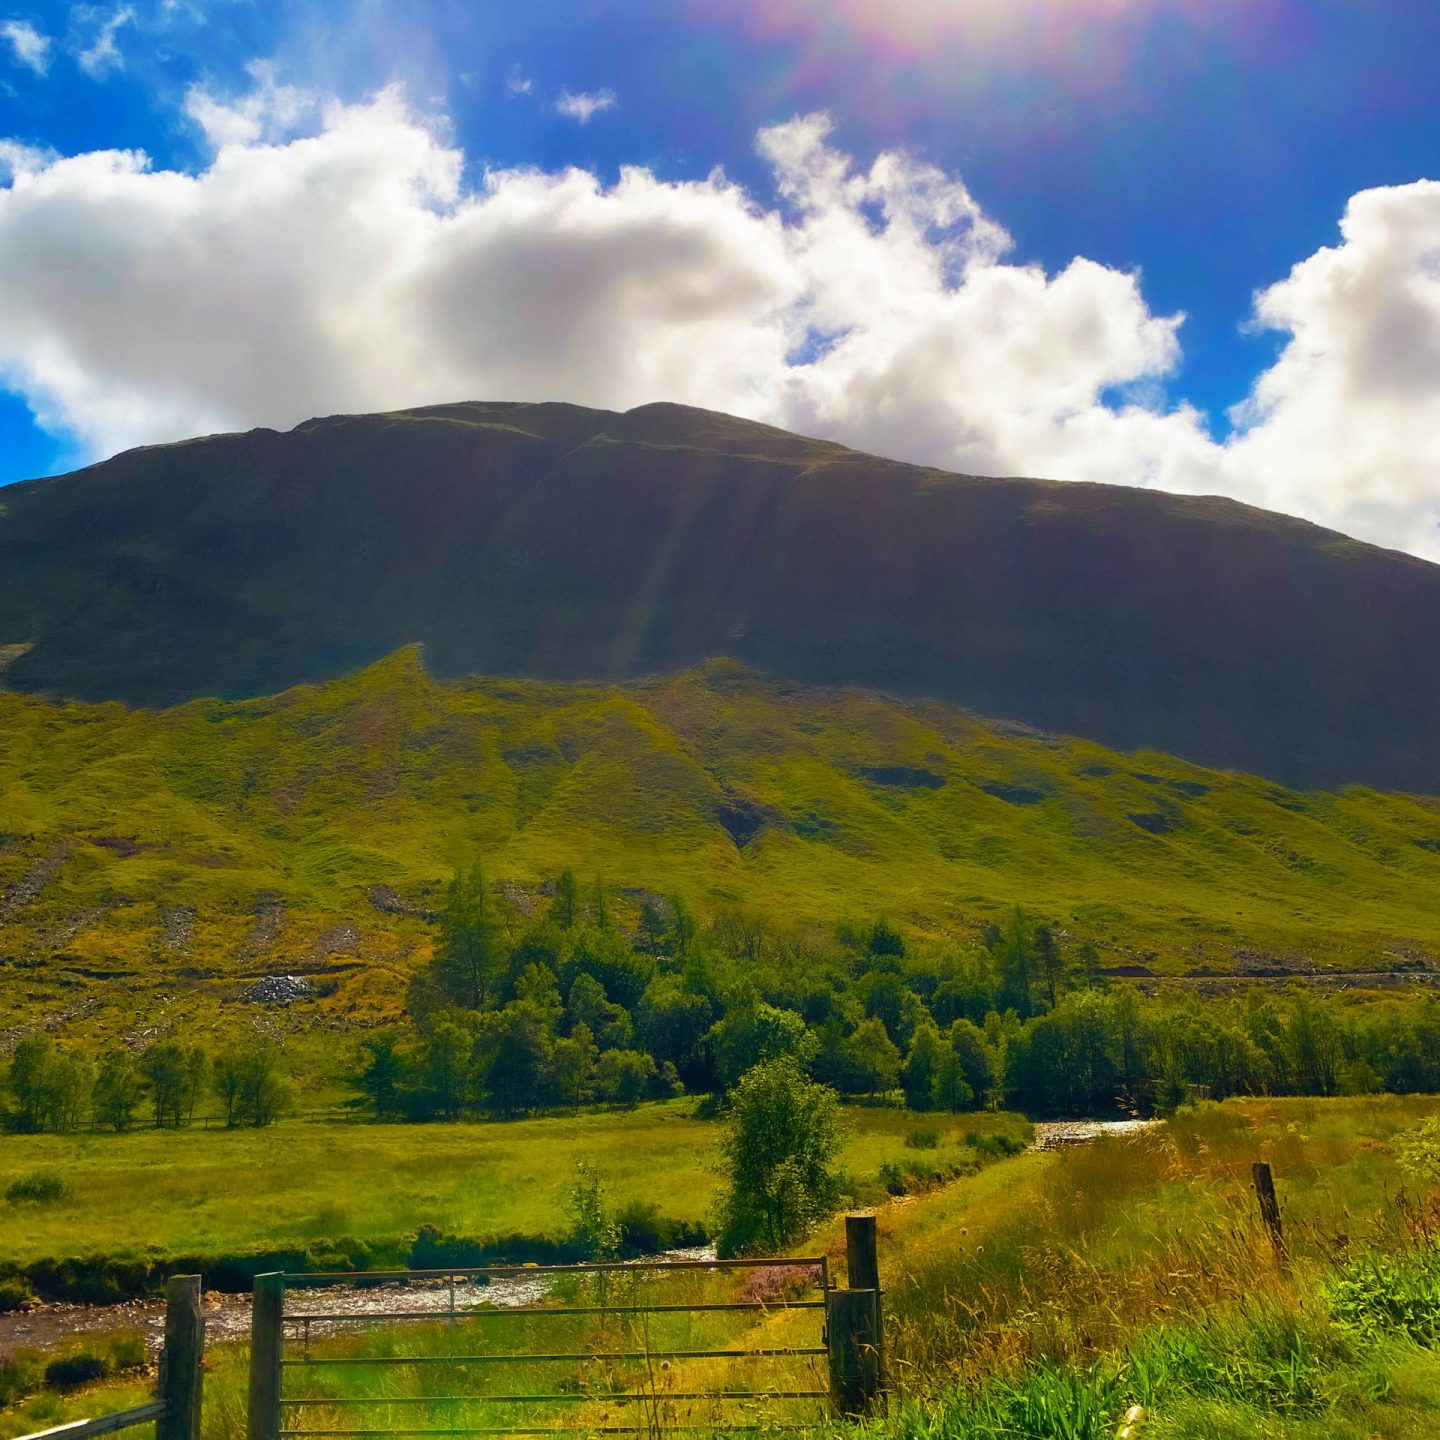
<box><xmin>139</xmin><ymin>1042</ymin><xmax>208</xmax><ymax>1129</ymax></box>
<box><xmin>5</xmin><ymin>1171</ymin><xmax>72</xmax><ymax>1205</ymax></box>
<box><xmin>1324</xmin><ymin>1246</ymin><xmax>1440</xmax><ymax>1346</ymax></box>
<box><xmin>213</xmin><ymin>1043</ymin><xmax>294</xmax><ymax>1127</ymax></box>
<box><xmin>718</xmin><ymin>1056</ymin><xmax>844</xmax><ymax>1255</ymax></box>
<box><xmin>560</xmin><ymin>1160</ymin><xmax>620</xmax><ymax>1262</ymax></box>
<box><xmin>1397</xmin><ymin>1117</ymin><xmax>1440</xmax><ymax>1186</ymax></box>
<box><xmin>91</xmin><ymin>1051</ymin><xmax>142</xmax><ymax>1133</ymax></box>
<box><xmin>0</xmin><ymin>1277</ymin><xmax>35</xmax><ymax>1312</ymax></box>
<box><xmin>421</xmin><ymin>866</ymin><xmax>502</xmax><ymax>1012</ymax></box>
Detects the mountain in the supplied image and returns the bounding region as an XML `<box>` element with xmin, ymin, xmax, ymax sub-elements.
<box><xmin>1</xmin><ymin>400</ymin><xmax>1438</xmax><ymax>792</ymax></box>
<box><xmin>2</xmin><ymin>654</ymin><xmax>1439</xmax><ymax>1053</ymax></box>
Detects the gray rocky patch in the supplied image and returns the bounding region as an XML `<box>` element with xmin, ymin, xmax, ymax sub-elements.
<box><xmin>0</xmin><ymin>843</ymin><xmax>71</xmax><ymax>922</ymax></box>
<box><xmin>367</xmin><ymin>885</ymin><xmax>436</xmax><ymax>923</ymax></box>
<box><xmin>313</xmin><ymin>925</ymin><xmax>361</xmax><ymax>959</ymax></box>
<box><xmin>158</xmin><ymin>904</ymin><xmax>195</xmax><ymax>955</ymax></box>
<box><xmin>243</xmin><ymin>974</ymin><xmax>315</xmax><ymax>1006</ymax></box>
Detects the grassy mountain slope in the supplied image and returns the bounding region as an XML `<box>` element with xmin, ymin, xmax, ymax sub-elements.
<box><xmin>2</xmin><ymin>400</ymin><xmax>1439</xmax><ymax>792</ymax></box>
<box><xmin>2</xmin><ymin>653</ymin><xmax>1439</xmax><ymax>1057</ymax></box>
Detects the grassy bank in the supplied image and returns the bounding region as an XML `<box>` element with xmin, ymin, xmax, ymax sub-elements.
<box><xmin>0</xmin><ymin>1102</ymin><xmax>1029</xmax><ymax>1296</ymax></box>
<box><xmin>12</xmin><ymin>1096</ymin><xmax>1440</xmax><ymax>1438</ymax></box>
<box><xmin>869</xmin><ymin>1094</ymin><xmax>1440</xmax><ymax>1437</ymax></box>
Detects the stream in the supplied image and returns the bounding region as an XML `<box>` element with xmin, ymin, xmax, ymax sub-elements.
<box><xmin>1031</xmin><ymin>1117</ymin><xmax>1163</xmax><ymax>1150</ymax></box>
<box><xmin>2</xmin><ymin>1120</ymin><xmax>1163</xmax><ymax>1360</ymax></box>
<box><xmin>0</xmin><ymin>1248</ymin><xmax>716</xmax><ymax>1360</ymax></box>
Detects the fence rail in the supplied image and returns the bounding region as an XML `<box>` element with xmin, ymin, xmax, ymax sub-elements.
<box><xmin>15</xmin><ymin>1277</ymin><xmax>205</xmax><ymax>1440</ymax></box>
<box><xmin>18</xmin><ymin>1402</ymin><xmax>168</xmax><ymax>1440</ymax></box>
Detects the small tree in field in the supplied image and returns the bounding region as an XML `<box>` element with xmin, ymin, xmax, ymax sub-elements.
<box><xmin>718</xmin><ymin>1056</ymin><xmax>844</xmax><ymax>1256</ymax></box>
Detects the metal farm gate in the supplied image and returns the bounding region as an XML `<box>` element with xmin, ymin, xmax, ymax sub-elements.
<box><xmin>247</xmin><ymin>1217</ymin><xmax>884</xmax><ymax>1440</ymax></box>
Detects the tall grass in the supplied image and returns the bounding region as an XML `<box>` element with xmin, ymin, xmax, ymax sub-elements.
<box><xmin>867</xmin><ymin>1096</ymin><xmax>1440</xmax><ymax>1438</ymax></box>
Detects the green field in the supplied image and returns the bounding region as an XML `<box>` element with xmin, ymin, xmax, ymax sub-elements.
<box><xmin>3</xmin><ymin>654</ymin><xmax>1439</xmax><ymax>1066</ymax></box>
<box><xmin>0</xmin><ymin>1101</ymin><xmax>1029</xmax><ymax>1275</ymax></box>
<box><xmin>10</xmin><ymin>1095</ymin><xmax>1440</xmax><ymax>1440</ymax></box>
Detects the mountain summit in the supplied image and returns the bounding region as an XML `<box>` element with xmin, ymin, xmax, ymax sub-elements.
<box><xmin>1</xmin><ymin>400</ymin><xmax>1436</xmax><ymax>792</ymax></box>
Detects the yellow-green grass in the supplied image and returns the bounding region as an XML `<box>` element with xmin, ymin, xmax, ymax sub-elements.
<box><xmin>13</xmin><ymin>1097</ymin><xmax>1440</xmax><ymax>1440</ymax></box>
<box><xmin>3</xmin><ymin>655</ymin><xmax>1440</xmax><ymax>1063</ymax></box>
<box><xmin>0</xmin><ymin>1102</ymin><xmax>1030</xmax><ymax>1270</ymax></box>
<box><xmin>866</xmin><ymin>1095</ymin><xmax>1440</xmax><ymax>1437</ymax></box>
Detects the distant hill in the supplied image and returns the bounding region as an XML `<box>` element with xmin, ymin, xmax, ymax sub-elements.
<box><xmin>1</xmin><ymin>401</ymin><xmax>1438</xmax><ymax>792</ymax></box>
<box><xmin>2</xmin><ymin>655</ymin><xmax>1439</xmax><ymax>1054</ymax></box>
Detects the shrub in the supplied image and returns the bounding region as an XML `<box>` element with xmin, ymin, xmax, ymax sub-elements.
<box><xmin>1323</xmin><ymin>1246</ymin><xmax>1440</xmax><ymax>1346</ymax></box>
<box><xmin>614</xmin><ymin>1197</ymin><xmax>667</xmax><ymax>1257</ymax></box>
<box><xmin>6</xmin><ymin>1171</ymin><xmax>72</xmax><ymax>1205</ymax></box>
<box><xmin>0</xmin><ymin>1277</ymin><xmax>35</xmax><ymax>1312</ymax></box>
<box><xmin>964</xmin><ymin>1129</ymin><xmax>1028</xmax><ymax>1158</ymax></box>
<box><xmin>904</xmin><ymin>1125</ymin><xmax>941</xmax><ymax>1151</ymax></box>
<box><xmin>43</xmin><ymin>1353</ymin><xmax>109</xmax><ymax>1392</ymax></box>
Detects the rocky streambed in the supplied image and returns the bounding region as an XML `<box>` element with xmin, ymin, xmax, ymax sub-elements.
<box><xmin>1031</xmin><ymin>1118</ymin><xmax>1164</xmax><ymax>1150</ymax></box>
<box><xmin>0</xmin><ymin>1248</ymin><xmax>716</xmax><ymax>1360</ymax></box>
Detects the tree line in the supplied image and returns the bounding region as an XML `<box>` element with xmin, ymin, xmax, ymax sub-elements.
<box><xmin>3</xmin><ymin>1034</ymin><xmax>294</xmax><ymax>1134</ymax></box>
<box><xmin>349</xmin><ymin>866</ymin><xmax>1440</xmax><ymax>1121</ymax></box>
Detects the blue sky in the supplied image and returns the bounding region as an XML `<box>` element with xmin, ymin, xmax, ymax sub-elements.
<box><xmin>1</xmin><ymin>0</ymin><xmax>1438</xmax><ymax>557</ymax></box>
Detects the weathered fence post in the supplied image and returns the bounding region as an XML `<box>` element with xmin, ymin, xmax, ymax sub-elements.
<box><xmin>1252</xmin><ymin>1161</ymin><xmax>1287</xmax><ymax>1265</ymax></box>
<box><xmin>158</xmin><ymin>1275</ymin><xmax>204</xmax><ymax>1440</ymax></box>
<box><xmin>248</xmin><ymin>1273</ymin><xmax>284</xmax><ymax>1440</ymax></box>
<box><xmin>827</xmin><ymin>1213</ymin><xmax>884</xmax><ymax>1418</ymax></box>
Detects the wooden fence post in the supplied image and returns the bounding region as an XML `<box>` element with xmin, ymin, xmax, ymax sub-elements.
<box><xmin>827</xmin><ymin>1213</ymin><xmax>884</xmax><ymax>1418</ymax></box>
<box><xmin>248</xmin><ymin>1273</ymin><xmax>284</xmax><ymax>1440</ymax></box>
<box><xmin>158</xmin><ymin>1275</ymin><xmax>204</xmax><ymax>1440</ymax></box>
<box><xmin>1252</xmin><ymin>1161</ymin><xmax>1286</xmax><ymax>1265</ymax></box>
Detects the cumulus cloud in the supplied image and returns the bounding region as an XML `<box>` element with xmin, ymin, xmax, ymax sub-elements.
<box><xmin>0</xmin><ymin>84</ymin><xmax>1435</xmax><ymax>560</ymax></box>
<box><xmin>554</xmin><ymin>87</ymin><xmax>616</xmax><ymax>124</ymax></box>
<box><xmin>1</xmin><ymin>18</ymin><xmax>50</xmax><ymax>74</ymax></box>
<box><xmin>185</xmin><ymin>62</ymin><xmax>318</xmax><ymax>148</ymax></box>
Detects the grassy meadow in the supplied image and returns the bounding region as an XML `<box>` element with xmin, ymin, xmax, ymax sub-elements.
<box><xmin>4</xmin><ymin>654</ymin><xmax>1440</xmax><ymax>1071</ymax></box>
<box><xmin>0</xmin><ymin>1102</ymin><xmax>1030</xmax><ymax>1276</ymax></box>
<box><xmin>10</xmin><ymin>1096</ymin><xmax>1440</xmax><ymax>1439</ymax></box>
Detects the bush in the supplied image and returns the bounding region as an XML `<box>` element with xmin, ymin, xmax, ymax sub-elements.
<box><xmin>0</xmin><ymin>1277</ymin><xmax>36</xmax><ymax>1312</ymax></box>
<box><xmin>1324</xmin><ymin>1246</ymin><xmax>1440</xmax><ymax>1346</ymax></box>
<box><xmin>964</xmin><ymin>1129</ymin><xmax>1028</xmax><ymax>1158</ymax></box>
<box><xmin>6</xmin><ymin>1171</ymin><xmax>72</xmax><ymax>1205</ymax></box>
<box><xmin>43</xmin><ymin>1353</ymin><xmax>109</xmax><ymax>1392</ymax></box>
<box><xmin>904</xmin><ymin>1125</ymin><xmax>941</xmax><ymax>1151</ymax></box>
<box><xmin>614</xmin><ymin>1197</ymin><xmax>667</xmax><ymax>1257</ymax></box>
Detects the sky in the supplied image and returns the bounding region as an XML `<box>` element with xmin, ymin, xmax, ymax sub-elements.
<box><xmin>0</xmin><ymin>0</ymin><xmax>1437</xmax><ymax>559</ymax></box>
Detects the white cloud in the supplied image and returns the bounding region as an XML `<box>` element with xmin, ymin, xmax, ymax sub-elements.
<box><xmin>0</xmin><ymin>87</ymin><xmax>1436</xmax><ymax>560</ymax></box>
<box><xmin>186</xmin><ymin>62</ymin><xmax>318</xmax><ymax>148</ymax></box>
<box><xmin>554</xmin><ymin>87</ymin><xmax>616</xmax><ymax>124</ymax></box>
<box><xmin>72</xmin><ymin>4</ymin><xmax>134</xmax><ymax>78</ymax></box>
<box><xmin>505</xmin><ymin>69</ymin><xmax>532</xmax><ymax>98</ymax></box>
<box><xmin>1</xmin><ymin>18</ymin><xmax>50</xmax><ymax>74</ymax></box>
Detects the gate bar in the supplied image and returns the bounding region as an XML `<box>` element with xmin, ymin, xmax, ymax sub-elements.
<box><xmin>281</xmin><ymin>1392</ymin><xmax>827</xmax><ymax>1406</ymax></box>
<box><xmin>282</xmin><ymin>1301</ymin><xmax>824</xmax><ymax>1323</ymax></box>
<box><xmin>288</xmin><ymin>1258</ymin><xmax>825</xmax><ymax>1282</ymax></box>
<box><xmin>283</xmin><ymin>1347</ymin><xmax>827</xmax><ymax>1366</ymax></box>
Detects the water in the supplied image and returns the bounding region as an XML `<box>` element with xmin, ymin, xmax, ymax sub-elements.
<box><xmin>0</xmin><ymin>1248</ymin><xmax>716</xmax><ymax>1359</ymax></box>
<box><xmin>1031</xmin><ymin>1118</ymin><xmax>1163</xmax><ymax>1150</ymax></box>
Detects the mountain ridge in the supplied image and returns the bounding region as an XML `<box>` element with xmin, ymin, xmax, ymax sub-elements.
<box><xmin>2</xmin><ymin>399</ymin><xmax>1437</xmax><ymax>793</ymax></box>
